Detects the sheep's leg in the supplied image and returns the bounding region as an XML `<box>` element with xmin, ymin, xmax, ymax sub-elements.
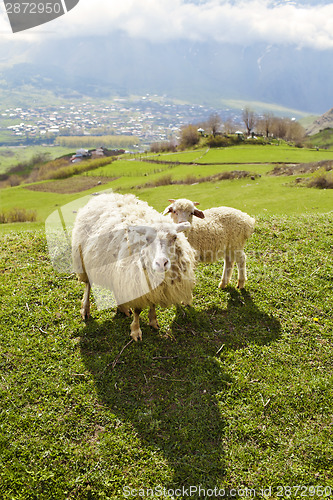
<box><xmin>148</xmin><ymin>305</ymin><xmax>159</xmax><ymax>329</ymax></box>
<box><xmin>218</xmin><ymin>253</ymin><xmax>234</xmax><ymax>288</ymax></box>
<box><xmin>130</xmin><ymin>308</ymin><xmax>143</xmax><ymax>341</ymax></box>
<box><xmin>80</xmin><ymin>282</ymin><xmax>91</xmax><ymax>320</ymax></box>
<box><xmin>236</xmin><ymin>250</ymin><xmax>247</xmax><ymax>289</ymax></box>
<box><xmin>117</xmin><ymin>305</ymin><xmax>131</xmax><ymax>317</ymax></box>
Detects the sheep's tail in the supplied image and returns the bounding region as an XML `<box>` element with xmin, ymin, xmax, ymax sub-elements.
<box><xmin>245</xmin><ymin>216</ymin><xmax>256</xmax><ymax>239</ymax></box>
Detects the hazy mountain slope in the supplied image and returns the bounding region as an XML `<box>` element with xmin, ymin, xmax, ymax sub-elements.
<box><xmin>306</xmin><ymin>108</ymin><xmax>333</xmax><ymax>135</ymax></box>
<box><xmin>0</xmin><ymin>34</ymin><xmax>332</xmax><ymax>114</ymax></box>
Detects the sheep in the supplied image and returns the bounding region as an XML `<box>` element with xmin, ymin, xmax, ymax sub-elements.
<box><xmin>72</xmin><ymin>193</ymin><xmax>196</xmax><ymax>341</ymax></box>
<box><xmin>163</xmin><ymin>198</ymin><xmax>255</xmax><ymax>289</ymax></box>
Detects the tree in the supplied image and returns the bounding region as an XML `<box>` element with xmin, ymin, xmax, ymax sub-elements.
<box><xmin>271</xmin><ymin>117</ymin><xmax>288</xmax><ymax>140</ymax></box>
<box><xmin>242</xmin><ymin>107</ymin><xmax>257</xmax><ymax>136</ymax></box>
<box><xmin>206</xmin><ymin>113</ymin><xmax>222</xmax><ymax>137</ymax></box>
<box><xmin>179</xmin><ymin>124</ymin><xmax>200</xmax><ymax>149</ymax></box>
<box><xmin>257</xmin><ymin>112</ymin><xmax>274</xmax><ymax>138</ymax></box>
<box><xmin>224</xmin><ymin>117</ymin><xmax>236</xmax><ymax>134</ymax></box>
<box><xmin>286</xmin><ymin>120</ymin><xmax>305</xmax><ymax>143</ymax></box>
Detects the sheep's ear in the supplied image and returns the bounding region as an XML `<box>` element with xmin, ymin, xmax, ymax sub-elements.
<box><xmin>163</xmin><ymin>205</ymin><xmax>173</xmax><ymax>215</ymax></box>
<box><xmin>194</xmin><ymin>201</ymin><xmax>200</xmax><ymax>206</ymax></box>
<box><xmin>175</xmin><ymin>222</ymin><xmax>191</xmax><ymax>233</ymax></box>
<box><xmin>168</xmin><ymin>199</ymin><xmax>176</xmax><ymax>203</ymax></box>
<box><xmin>194</xmin><ymin>209</ymin><xmax>205</xmax><ymax>219</ymax></box>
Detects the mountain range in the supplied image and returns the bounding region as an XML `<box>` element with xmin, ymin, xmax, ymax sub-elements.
<box><xmin>0</xmin><ymin>34</ymin><xmax>332</xmax><ymax>117</ymax></box>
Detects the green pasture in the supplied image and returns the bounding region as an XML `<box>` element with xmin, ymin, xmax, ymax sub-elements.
<box><xmin>87</xmin><ymin>159</ymin><xmax>174</xmax><ymax>178</ymax></box>
<box><xmin>135</xmin><ymin>175</ymin><xmax>333</xmax><ymax>216</ymax></box>
<box><xmin>0</xmin><ymin>213</ymin><xmax>332</xmax><ymax>497</ymax></box>
<box><xmin>148</xmin><ymin>144</ymin><xmax>333</xmax><ymax>164</ymax></box>
<box><xmin>1</xmin><ymin>167</ymin><xmax>332</xmax><ymax>232</ymax></box>
<box><xmin>0</xmin><ymin>143</ymin><xmax>333</xmax><ymax>233</ymax></box>
<box><xmin>1</xmin><ymin>142</ymin><xmax>333</xmax><ymax>497</ymax></box>
<box><xmin>145</xmin><ymin>149</ymin><xmax>209</xmax><ymax>163</ymax></box>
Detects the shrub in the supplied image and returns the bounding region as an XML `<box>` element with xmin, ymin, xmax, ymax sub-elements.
<box><xmin>205</xmin><ymin>135</ymin><xmax>232</xmax><ymax>148</ymax></box>
<box><xmin>204</xmin><ymin>135</ymin><xmax>241</xmax><ymax>148</ymax></box>
<box><xmin>308</xmin><ymin>168</ymin><xmax>333</xmax><ymax>189</ymax></box>
<box><xmin>179</xmin><ymin>125</ymin><xmax>200</xmax><ymax>149</ymax></box>
<box><xmin>0</xmin><ymin>208</ymin><xmax>37</xmax><ymax>223</ymax></box>
<box><xmin>8</xmin><ymin>174</ymin><xmax>22</xmax><ymax>187</ymax></box>
<box><xmin>150</xmin><ymin>141</ymin><xmax>177</xmax><ymax>153</ymax></box>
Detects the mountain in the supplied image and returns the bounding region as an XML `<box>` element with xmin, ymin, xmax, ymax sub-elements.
<box><xmin>305</xmin><ymin>108</ymin><xmax>333</xmax><ymax>135</ymax></box>
<box><xmin>0</xmin><ymin>34</ymin><xmax>332</xmax><ymax>115</ymax></box>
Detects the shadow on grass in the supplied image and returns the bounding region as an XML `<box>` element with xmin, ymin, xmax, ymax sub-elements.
<box><xmin>79</xmin><ymin>289</ymin><xmax>281</xmax><ymax>490</ymax></box>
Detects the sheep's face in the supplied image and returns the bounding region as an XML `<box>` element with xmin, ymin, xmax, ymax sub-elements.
<box><xmin>163</xmin><ymin>199</ymin><xmax>204</xmax><ymax>224</ymax></box>
<box><xmin>128</xmin><ymin>222</ymin><xmax>190</xmax><ymax>274</ymax></box>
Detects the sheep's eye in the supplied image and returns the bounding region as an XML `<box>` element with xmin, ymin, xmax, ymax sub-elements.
<box><xmin>168</xmin><ymin>234</ymin><xmax>177</xmax><ymax>243</ymax></box>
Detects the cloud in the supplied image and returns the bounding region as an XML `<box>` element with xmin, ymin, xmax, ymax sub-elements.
<box><xmin>1</xmin><ymin>0</ymin><xmax>333</xmax><ymax>50</ymax></box>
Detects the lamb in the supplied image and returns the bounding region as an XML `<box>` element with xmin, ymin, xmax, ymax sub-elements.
<box><xmin>72</xmin><ymin>193</ymin><xmax>196</xmax><ymax>341</ymax></box>
<box><xmin>163</xmin><ymin>198</ymin><xmax>255</xmax><ymax>289</ymax></box>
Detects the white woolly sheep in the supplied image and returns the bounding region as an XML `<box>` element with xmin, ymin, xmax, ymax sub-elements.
<box><xmin>163</xmin><ymin>198</ymin><xmax>255</xmax><ymax>289</ymax></box>
<box><xmin>72</xmin><ymin>193</ymin><xmax>196</xmax><ymax>341</ymax></box>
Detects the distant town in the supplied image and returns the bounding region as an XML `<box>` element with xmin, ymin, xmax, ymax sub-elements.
<box><xmin>0</xmin><ymin>95</ymin><xmax>238</xmax><ymax>148</ymax></box>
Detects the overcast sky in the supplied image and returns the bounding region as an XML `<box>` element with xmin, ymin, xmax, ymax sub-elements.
<box><xmin>1</xmin><ymin>0</ymin><xmax>333</xmax><ymax>50</ymax></box>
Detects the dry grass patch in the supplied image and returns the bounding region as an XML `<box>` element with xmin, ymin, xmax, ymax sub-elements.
<box><xmin>24</xmin><ymin>176</ymin><xmax>118</xmax><ymax>194</ymax></box>
<box><xmin>269</xmin><ymin>160</ymin><xmax>333</xmax><ymax>176</ymax></box>
<box><xmin>138</xmin><ymin>170</ymin><xmax>257</xmax><ymax>189</ymax></box>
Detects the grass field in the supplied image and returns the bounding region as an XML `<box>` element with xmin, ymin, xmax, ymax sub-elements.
<box><xmin>0</xmin><ymin>213</ymin><xmax>332</xmax><ymax>498</ymax></box>
<box><xmin>146</xmin><ymin>145</ymin><xmax>333</xmax><ymax>165</ymax></box>
<box><xmin>1</xmin><ymin>143</ymin><xmax>332</xmax><ymax>233</ymax></box>
<box><xmin>0</xmin><ymin>143</ymin><xmax>333</xmax><ymax>498</ymax></box>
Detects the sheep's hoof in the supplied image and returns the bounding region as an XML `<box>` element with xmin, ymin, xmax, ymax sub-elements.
<box><xmin>149</xmin><ymin>319</ymin><xmax>160</xmax><ymax>330</ymax></box>
<box><xmin>237</xmin><ymin>281</ymin><xmax>245</xmax><ymax>289</ymax></box>
<box><xmin>80</xmin><ymin>309</ymin><xmax>90</xmax><ymax>321</ymax></box>
<box><xmin>131</xmin><ymin>329</ymin><xmax>142</xmax><ymax>341</ymax></box>
<box><xmin>218</xmin><ymin>281</ymin><xmax>227</xmax><ymax>289</ymax></box>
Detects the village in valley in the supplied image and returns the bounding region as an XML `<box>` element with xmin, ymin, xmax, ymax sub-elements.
<box><xmin>0</xmin><ymin>95</ymin><xmax>234</xmax><ymax>148</ymax></box>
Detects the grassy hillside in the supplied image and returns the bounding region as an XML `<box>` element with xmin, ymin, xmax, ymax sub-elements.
<box><xmin>0</xmin><ymin>213</ymin><xmax>332</xmax><ymax>498</ymax></box>
<box><xmin>304</xmin><ymin>129</ymin><xmax>333</xmax><ymax>150</ymax></box>
<box><xmin>1</xmin><ymin>143</ymin><xmax>332</xmax><ymax>232</ymax></box>
<box><xmin>0</xmin><ymin>146</ymin><xmax>74</xmax><ymax>176</ymax></box>
<box><xmin>1</xmin><ymin>142</ymin><xmax>333</xmax><ymax>497</ymax></box>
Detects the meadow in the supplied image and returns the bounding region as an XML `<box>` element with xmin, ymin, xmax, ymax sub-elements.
<box><xmin>1</xmin><ymin>143</ymin><xmax>333</xmax><ymax>231</ymax></box>
<box><xmin>0</xmin><ymin>143</ymin><xmax>333</xmax><ymax>498</ymax></box>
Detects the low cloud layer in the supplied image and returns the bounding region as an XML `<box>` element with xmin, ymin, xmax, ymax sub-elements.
<box><xmin>1</xmin><ymin>0</ymin><xmax>333</xmax><ymax>50</ymax></box>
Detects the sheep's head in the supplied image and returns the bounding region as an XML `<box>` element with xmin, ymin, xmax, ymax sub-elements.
<box><xmin>163</xmin><ymin>198</ymin><xmax>205</xmax><ymax>224</ymax></box>
<box><xmin>128</xmin><ymin>221</ymin><xmax>191</xmax><ymax>274</ymax></box>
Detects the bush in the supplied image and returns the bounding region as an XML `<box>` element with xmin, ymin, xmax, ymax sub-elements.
<box><xmin>308</xmin><ymin>168</ymin><xmax>333</xmax><ymax>189</ymax></box>
<box><xmin>179</xmin><ymin>125</ymin><xmax>200</xmax><ymax>149</ymax></box>
<box><xmin>150</xmin><ymin>141</ymin><xmax>177</xmax><ymax>153</ymax></box>
<box><xmin>8</xmin><ymin>175</ymin><xmax>22</xmax><ymax>187</ymax></box>
<box><xmin>204</xmin><ymin>135</ymin><xmax>240</xmax><ymax>148</ymax></box>
<box><xmin>0</xmin><ymin>208</ymin><xmax>37</xmax><ymax>224</ymax></box>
